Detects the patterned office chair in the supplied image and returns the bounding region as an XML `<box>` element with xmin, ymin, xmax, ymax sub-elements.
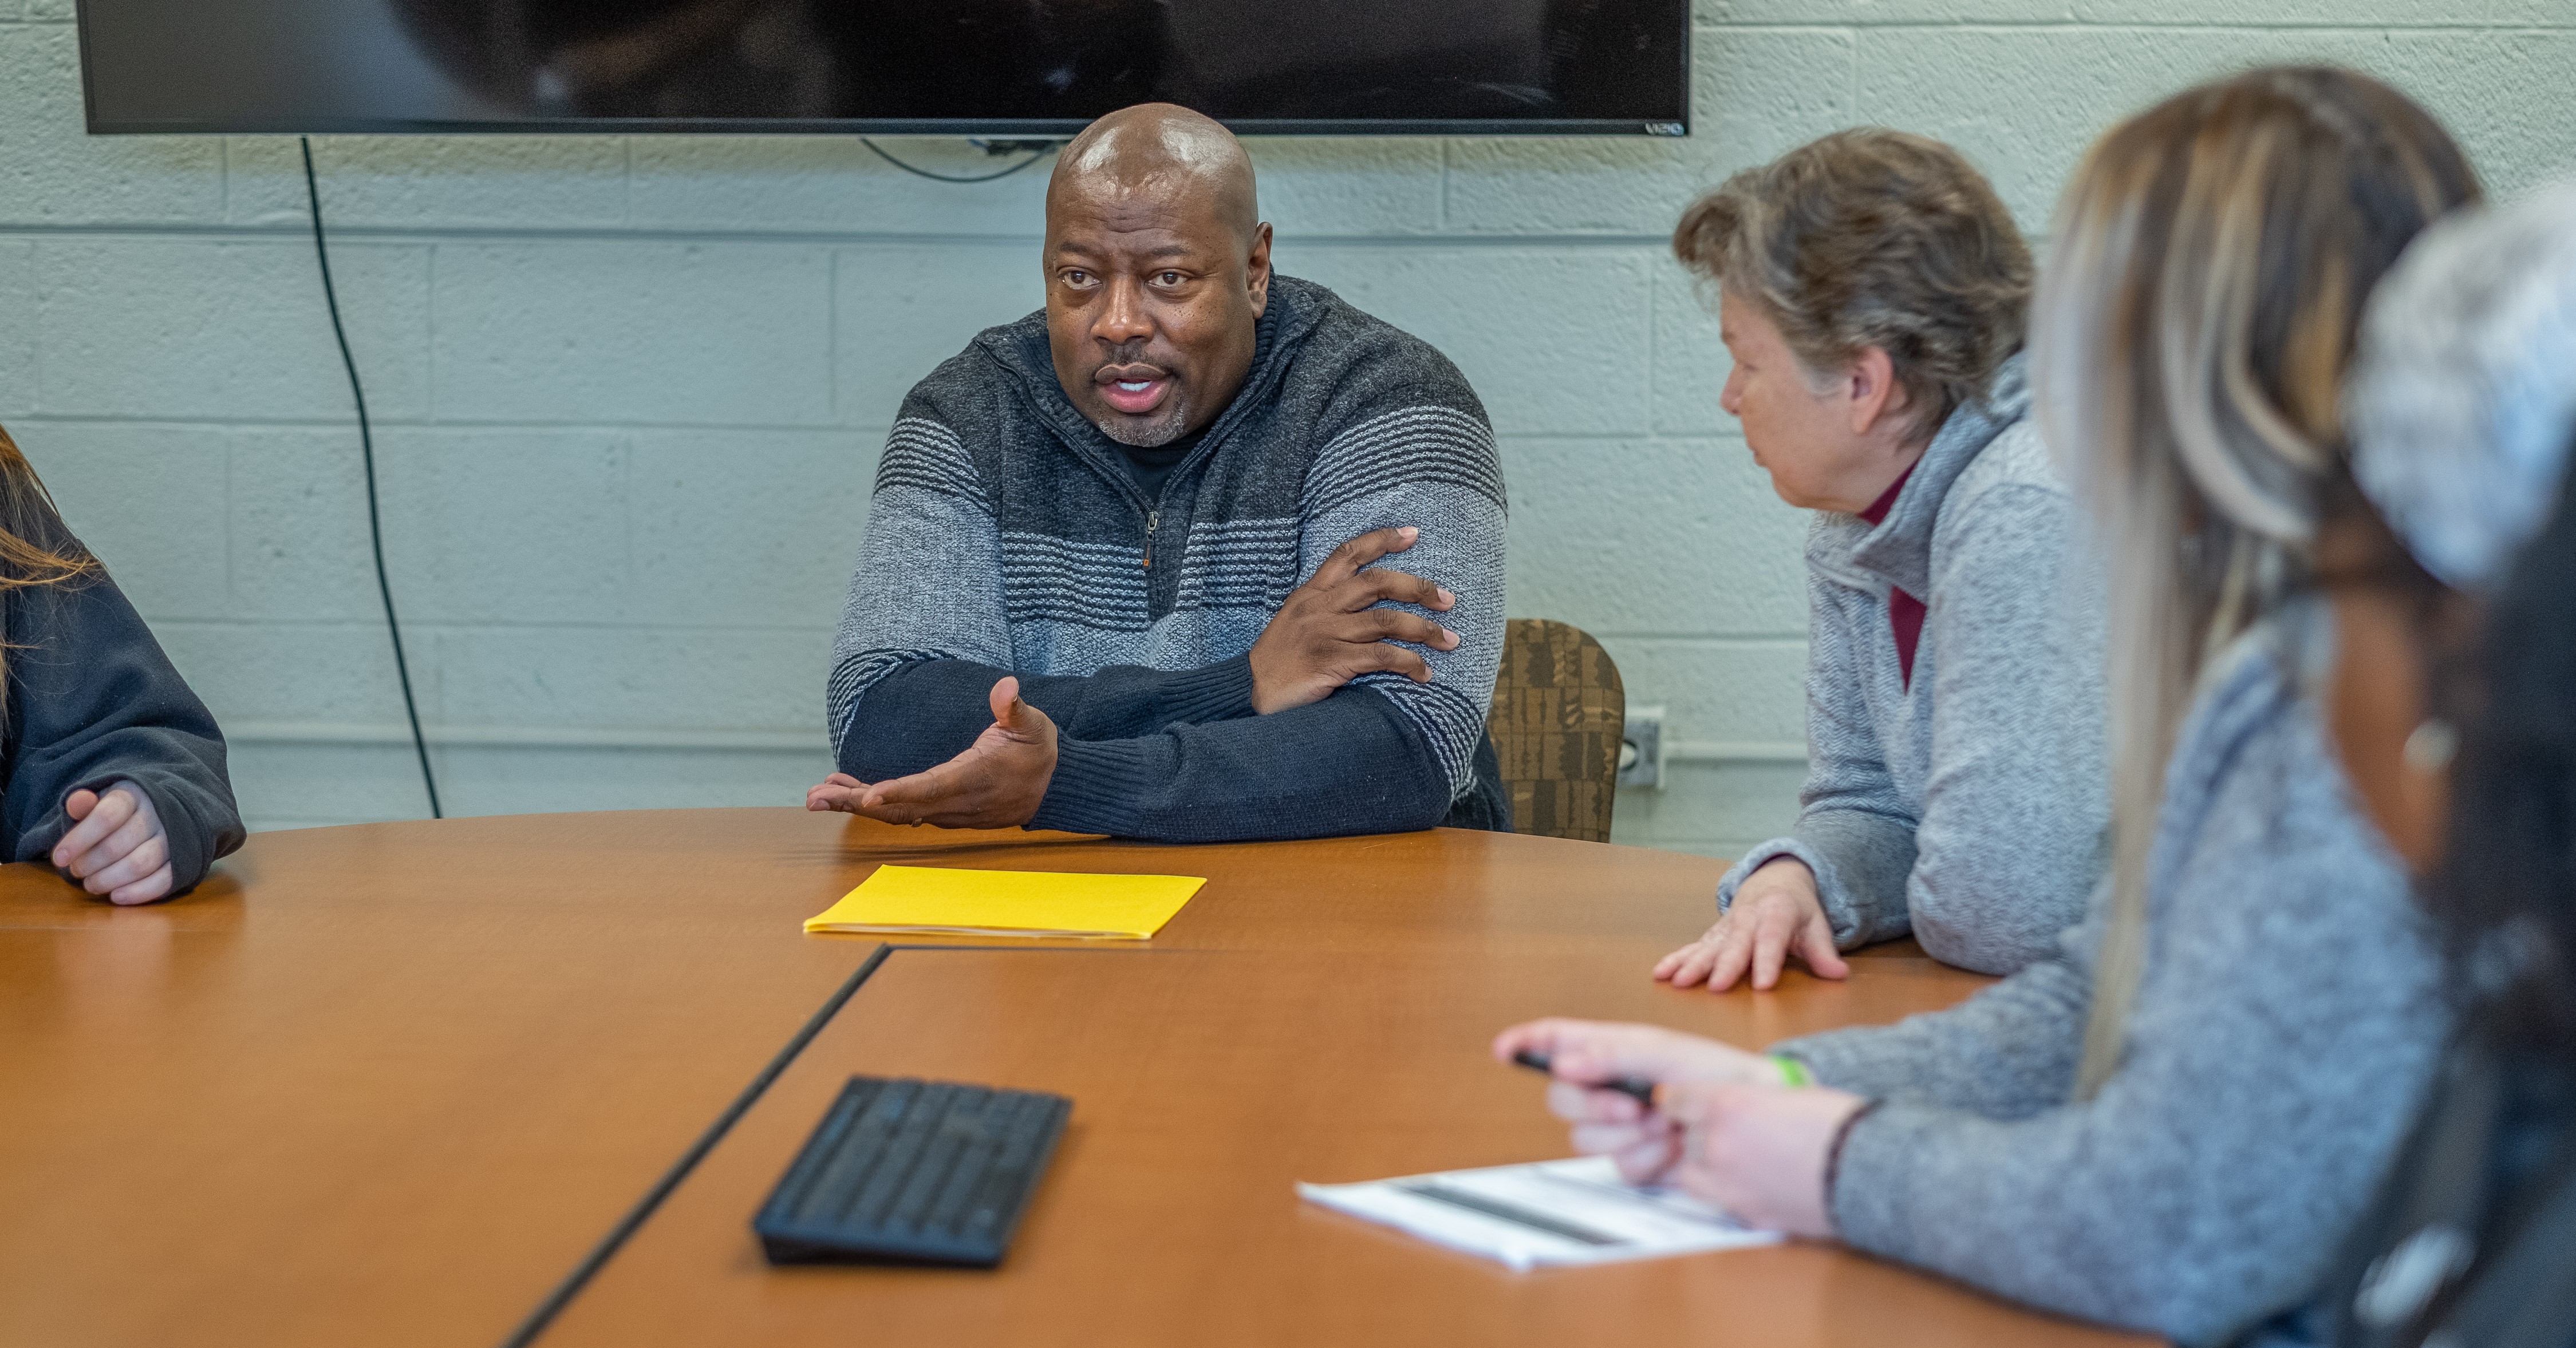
<box><xmin>1485</xmin><ymin>619</ymin><xmax>1626</xmax><ymax>843</ymax></box>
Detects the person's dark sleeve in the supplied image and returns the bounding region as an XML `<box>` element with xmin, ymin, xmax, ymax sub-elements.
<box><xmin>2</xmin><ymin>570</ymin><xmax>245</xmax><ymax>896</ymax></box>
<box><xmin>835</xmin><ymin>654</ymin><xmax>1257</xmax><ymax>782</ymax></box>
<box><xmin>1026</xmin><ymin>683</ymin><xmax>1453</xmax><ymax>842</ymax></box>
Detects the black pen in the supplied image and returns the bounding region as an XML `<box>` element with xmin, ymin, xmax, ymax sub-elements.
<box><xmin>1512</xmin><ymin>1049</ymin><xmax>1660</xmax><ymax>1108</ymax></box>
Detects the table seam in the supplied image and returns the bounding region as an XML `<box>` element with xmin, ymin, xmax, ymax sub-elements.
<box><xmin>498</xmin><ymin>942</ymin><xmax>894</xmax><ymax>1348</ymax></box>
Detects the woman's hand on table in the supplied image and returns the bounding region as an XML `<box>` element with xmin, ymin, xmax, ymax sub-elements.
<box><xmin>54</xmin><ymin>780</ymin><xmax>173</xmax><ymax>905</ymax></box>
<box><xmin>1654</xmin><ymin>855</ymin><xmax>1849</xmax><ymax>992</ymax></box>
<box><xmin>1490</xmin><ymin>1019</ymin><xmax>1784</xmax><ymax>1184</ymax></box>
<box><xmin>1658</xmin><ymin>1078</ymin><xmax>1867</xmax><ymax>1239</ymax></box>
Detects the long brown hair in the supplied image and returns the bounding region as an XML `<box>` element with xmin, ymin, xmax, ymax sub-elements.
<box><xmin>2028</xmin><ymin>67</ymin><xmax>2480</xmax><ymax>1097</ymax></box>
<box><xmin>0</xmin><ymin>424</ymin><xmax>101</xmax><ymax>721</ymax></box>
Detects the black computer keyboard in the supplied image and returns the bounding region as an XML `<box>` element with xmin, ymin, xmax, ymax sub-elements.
<box><xmin>753</xmin><ymin>1076</ymin><xmax>1071</xmax><ymax>1267</ymax></box>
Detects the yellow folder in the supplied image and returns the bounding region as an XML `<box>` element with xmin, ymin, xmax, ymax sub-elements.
<box><xmin>802</xmin><ymin>864</ymin><xmax>1206</xmax><ymax>940</ymax></box>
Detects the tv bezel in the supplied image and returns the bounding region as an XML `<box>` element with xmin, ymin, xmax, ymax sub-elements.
<box><xmin>70</xmin><ymin>0</ymin><xmax>1693</xmax><ymax>138</ymax></box>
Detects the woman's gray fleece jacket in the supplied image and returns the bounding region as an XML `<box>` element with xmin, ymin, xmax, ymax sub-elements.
<box><xmin>1716</xmin><ymin>355</ymin><xmax>2109</xmax><ymax>974</ymax></box>
<box><xmin>1775</xmin><ymin>616</ymin><xmax>2447</xmax><ymax>1346</ymax></box>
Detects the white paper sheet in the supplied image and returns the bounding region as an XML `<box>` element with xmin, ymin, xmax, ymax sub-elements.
<box><xmin>1298</xmin><ymin>1155</ymin><xmax>1782</xmax><ymax>1271</ymax></box>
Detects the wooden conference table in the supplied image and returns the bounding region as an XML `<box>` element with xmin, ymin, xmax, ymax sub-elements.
<box><xmin>0</xmin><ymin>809</ymin><xmax>2151</xmax><ymax>1348</ymax></box>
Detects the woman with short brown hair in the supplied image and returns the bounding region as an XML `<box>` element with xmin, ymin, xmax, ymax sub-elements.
<box><xmin>1654</xmin><ymin>127</ymin><xmax>2108</xmax><ymax>988</ymax></box>
<box><xmin>1504</xmin><ymin>68</ymin><xmax>2479</xmax><ymax>1343</ymax></box>
<box><xmin>0</xmin><ymin>424</ymin><xmax>240</xmax><ymax>902</ymax></box>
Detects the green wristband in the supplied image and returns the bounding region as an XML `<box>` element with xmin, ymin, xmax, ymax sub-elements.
<box><xmin>1770</xmin><ymin>1054</ymin><xmax>1812</xmax><ymax>1088</ymax></box>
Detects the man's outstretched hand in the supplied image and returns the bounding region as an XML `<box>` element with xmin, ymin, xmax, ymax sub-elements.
<box><xmin>807</xmin><ymin>677</ymin><xmax>1059</xmax><ymax>829</ymax></box>
<box><xmin>1248</xmin><ymin>525</ymin><xmax>1459</xmax><ymax>714</ymax></box>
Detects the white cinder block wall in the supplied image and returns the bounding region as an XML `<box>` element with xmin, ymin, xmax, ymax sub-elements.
<box><xmin>2</xmin><ymin>3</ymin><xmax>2570</xmax><ymax>852</ymax></box>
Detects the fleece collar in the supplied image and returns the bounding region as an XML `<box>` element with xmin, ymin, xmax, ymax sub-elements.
<box><xmin>1818</xmin><ymin>353</ymin><xmax>2033</xmax><ymax>599</ymax></box>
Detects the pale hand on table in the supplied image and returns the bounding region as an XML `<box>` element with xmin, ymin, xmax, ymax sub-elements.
<box><xmin>1490</xmin><ymin>1018</ymin><xmax>1788</xmax><ymax>1185</ymax></box>
<box><xmin>1654</xmin><ymin>855</ymin><xmax>1849</xmax><ymax>992</ymax></box>
<box><xmin>806</xmin><ymin>677</ymin><xmax>1058</xmax><ymax>829</ymax></box>
<box><xmin>1246</xmin><ymin>525</ymin><xmax>1458</xmax><ymax>714</ymax></box>
<box><xmin>54</xmin><ymin>781</ymin><xmax>174</xmax><ymax>906</ymax></box>
<box><xmin>1659</xmin><ymin>1078</ymin><xmax>1867</xmax><ymax>1239</ymax></box>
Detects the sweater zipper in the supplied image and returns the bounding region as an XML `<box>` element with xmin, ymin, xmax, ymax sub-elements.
<box><xmin>1143</xmin><ymin>509</ymin><xmax>1158</xmax><ymax>570</ymax></box>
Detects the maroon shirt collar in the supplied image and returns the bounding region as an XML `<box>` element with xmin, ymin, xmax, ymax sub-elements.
<box><xmin>1858</xmin><ymin>462</ymin><xmax>1917</xmax><ymax>527</ymax></box>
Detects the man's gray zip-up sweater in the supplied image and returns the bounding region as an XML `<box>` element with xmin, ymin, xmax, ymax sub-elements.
<box><xmin>827</xmin><ymin>275</ymin><xmax>1509</xmax><ymax>841</ymax></box>
<box><xmin>1776</xmin><ymin>613</ymin><xmax>2446</xmax><ymax>1346</ymax></box>
<box><xmin>1715</xmin><ymin>355</ymin><xmax>2109</xmax><ymax>973</ymax></box>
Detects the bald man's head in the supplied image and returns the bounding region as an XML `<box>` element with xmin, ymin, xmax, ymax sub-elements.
<box><xmin>1043</xmin><ymin>104</ymin><xmax>1274</xmax><ymax>448</ymax></box>
<box><xmin>1048</xmin><ymin>103</ymin><xmax>1259</xmax><ymax>247</ymax></box>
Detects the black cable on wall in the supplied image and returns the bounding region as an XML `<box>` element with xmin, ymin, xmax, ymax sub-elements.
<box><xmin>301</xmin><ymin>137</ymin><xmax>443</xmax><ymax>820</ymax></box>
<box><xmin>861</xmin><ymin>138</ymin><xmax>1059</xmax><ymax>183</ymax></box>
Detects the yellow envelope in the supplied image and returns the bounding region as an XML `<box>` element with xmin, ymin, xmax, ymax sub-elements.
<box><xmin>802</xmin><ymin>864</ymin><xmax>1206</xmax><ymax>940</ymax></box>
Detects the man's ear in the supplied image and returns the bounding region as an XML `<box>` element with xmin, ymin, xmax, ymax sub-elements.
<box><xmin>1845</xmin><ymin>346</ymin><xmax>1911</xmax><ymax>439</ymax></box>
<box><xmin>1246</xmin><ymin>222</ymin><xmax>1274</xmax><ymax>318</ymax></box>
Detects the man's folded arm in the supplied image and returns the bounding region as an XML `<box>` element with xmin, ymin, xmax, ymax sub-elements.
<box><xmin>834</xmin><ymin>653</ymin><xmax>1258</xmax><ymax>782</ymax></box>
<box><xmin>1027</xmin><ymin>683</ymin><xmax>1455</xmax><ymax>842</ymax></box>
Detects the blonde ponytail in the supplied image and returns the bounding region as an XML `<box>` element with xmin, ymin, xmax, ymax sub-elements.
<box><xmin>2028</xmin><ymin>67</ymin><xmax>2479</xmax><ymax>1097</ymax></box>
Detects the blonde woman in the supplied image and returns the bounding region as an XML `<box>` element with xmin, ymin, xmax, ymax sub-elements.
<box><xmin>1652</xmin><ymin>128</ymin><xmax>2106</xmax><ymax>988</ymax></box>
<box><xmin>0</xmin><ymin>425</ymin><xmax>241</xmax><ymax>902</ymax></box>
<box><xmin>1496</xmin><ymin>68</ymin><xmax>2478</xmax><ymax>1343</ymax></box>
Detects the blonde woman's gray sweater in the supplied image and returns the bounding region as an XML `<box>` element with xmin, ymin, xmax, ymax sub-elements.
<box><xmin>1776</xmin><ymin>620</ymin><xmax>2446</xmax><ymax>1346</ymax></box>
<box><xmin>1716</xmin><ymin>355</ymin><xmax>2111</xmax><ymax>974</ymax></box>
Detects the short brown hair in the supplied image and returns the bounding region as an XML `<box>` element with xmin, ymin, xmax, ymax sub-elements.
<box><xmin>1673</xmin><ymin>128</ymin><xmax>2032</xmax><ymax>440</ymax></box>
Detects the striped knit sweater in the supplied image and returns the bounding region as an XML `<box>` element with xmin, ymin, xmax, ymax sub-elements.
<box><xmin>827</xmin><ymin>275</ymin><xmax>1509</xmax><ymax>841</ymax></box>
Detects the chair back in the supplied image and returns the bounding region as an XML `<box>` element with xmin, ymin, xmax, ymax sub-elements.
<box><xmin>1485</xmin><ymin>619</ymin><xmax>1625</xmax><ymax>843</ymax></box>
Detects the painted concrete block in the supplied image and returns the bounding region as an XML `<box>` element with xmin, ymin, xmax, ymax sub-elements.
<box><xmin>0</xmin><ymin>27</ymin><xmax>223</xmax><ymax>225</ymax></box>
<box><xmin>628</xmin><ymin>428</ymin><xmax>876</xmax><ymax>630</ymax></box>
<box><xmin>432</xmin><ymin>241</ymin><xmax>834</xmax><ymax>426</ymax></box>
<box><xmin>1858</xmin><ymin>28</ymin><xmax>2232</xmax><ymax>229</ymax></box>
<box><xmin>1443</xmin><ymin>27</ymin><xmax>1857</xmax><ymax>235</ymax></box>
<box><xmin>635</xmin><ymin>137</ymin><xmax>1442</xmax><ymax>239</ymax></box>
<box><xmin>1593</xmin><ymin>635</ymin><xmax>1810</xmax><ymax>746</ymax></box>
<box><xmin>1503</xmin><ymin>436</ymin><xmax>1808</xmax><ymax>638</ymax></box>
<box><xmin>427</xmin><ymin>624</ymin><xmax>833</xmax><ymax>732</ymax></box>
<box><xmin>425</xmin><ymin>744</ymin><xmax>833</xmax><ymax>819</ymax></box>
<box><xmin>2070</xmin><ymin>1</ymin><xmax>2570</xmax><ymax>21</ymax></box>
<box><xmin>33</xmin><ymin>238</ymin><xmax>431</xmax><ymax>420</ymax></box>
<box><xmin>226</xmin><ymin>426</ymin><xmax>400</xmax><ymax>623</ymax></box>
<box><xmin>1862</xmin><ymin>27</ymin><xmax>2576</xmax><ymax>232</ymax></box>
<box><xmin>151</xmin><ymin>619</ymin><xmax>425</xmax><ymax>724</ymax></box>
<box><xmin>2350</xmin><ymin>30</ymin><xmax>2576</xmax><ymax>199</ymax></box>
<box><xmin>1611</xmin><ymin>759</ymin><xmax>1806</xmax><ymax>852</ymax></box>
<box><xmin>1244</xmin><ymin>139</ymin><xmax>1445</xmax><ymax>236</ymax></box>
<box><xmin>629</xmin><ymin>137</ymin><xmax>1052</xmax><ymax>237</ymax></box>
<box><xmin>23</xmin><ymin>0</ymin><xmax>67</xmax><ymax>19</ymax></box>
<box><xmin>369</xmin><ymin>428</ymin><xmax>633</xmax><ymax>625</ymax></box>
<box><xmin>834</xmin><ymin>243</ymin><xmax>1043</xmax><ymax>428</ymax></box>
<box><xmin>18</xmin><ymin>421</ymin><xmax>230</xmax><ymax>619</ymax></box>
<box><xmin>228</xmin><ymin>742</ymin><xmax>445</xmax><ymax>830</ymax></box>
<box><xmin>226</xmin><ymin>135</ymin><xmax>632</xmax><ymax>230</ymax></box>
<box><xmin>1652</xmin><ymin>258</ymin><xmax>1732</xmax><ymax>436</ymax></box>
<box><xmin>232</xmin><ymin>741</ymin><xmax>835</xmax><ymax>832</ymax></box>
<box><xmin>0</xmin><ymin>242</ymin><xmax>30</xmax><ymax>417</ymax></box>
<box><xmin>1289</xmin><ymin>246</ymin><xmax>1655</xmax><ymax>436</ymax></box>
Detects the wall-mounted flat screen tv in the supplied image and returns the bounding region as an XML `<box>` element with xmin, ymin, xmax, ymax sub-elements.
<box><xmin>75</xmin><ymin>1</ymin><xmax>1690</xmax><ymax>136</ymax></box>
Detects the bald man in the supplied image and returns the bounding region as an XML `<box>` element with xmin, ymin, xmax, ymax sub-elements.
<box><xmin>811</xmin><ymin>105</ymin><xmax>1507</xmax><ymax>841</ymax></box>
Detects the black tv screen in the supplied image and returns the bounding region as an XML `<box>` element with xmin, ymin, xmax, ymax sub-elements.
<box><xmin>74</xmin><ymin>0</ymin><xmax>1690</xmax><ymax>136</ymax></box>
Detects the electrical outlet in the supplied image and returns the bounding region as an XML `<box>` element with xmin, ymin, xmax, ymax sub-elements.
<box><xmin>1619</xmin><ymin>706</ymin><xmax>1666</xmax><ymax>790</ymax></box>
